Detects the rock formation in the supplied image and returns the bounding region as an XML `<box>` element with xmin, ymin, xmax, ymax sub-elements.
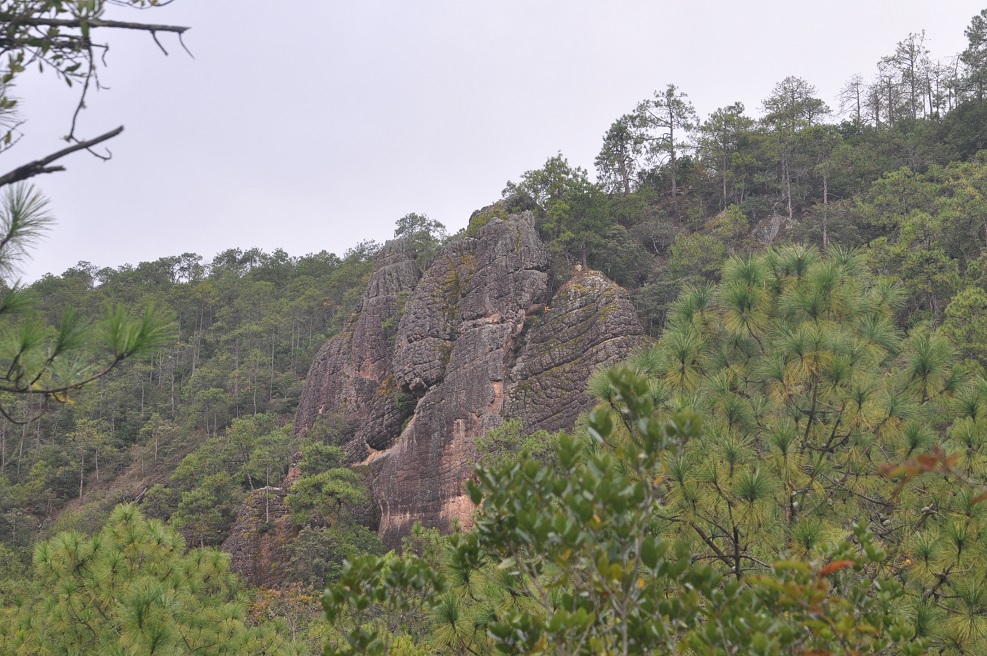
<box><xmin>294</xmin><ymin>238</ymin><xmax>422</xmax><ymax>460</ymax></box>
<box><xmin>508</xmin><ymin>269</ymin><xmax>648</xmax><ymax>433</ymax></box>
<box><xmin>221</xmin><ymin>484</ymin><xmax>294</xmax><ymax>587</ymax></box>
<box><xmin>294</xmin><ymin>213</ymin><xmax>647</xmax><ymax>548</ymax></box>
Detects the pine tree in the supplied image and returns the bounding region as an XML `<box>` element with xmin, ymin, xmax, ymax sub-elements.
<box><xmin>0</xmin><ymin>503</ymin><xmax>296</xmax><ymax>655</ymax></box>
<box><xmin>593</xmin><ymin>245</ymin><xmax>987</xmax><ymax>651</ymax></box>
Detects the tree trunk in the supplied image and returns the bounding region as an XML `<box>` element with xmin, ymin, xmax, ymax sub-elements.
<box><xmin>733</xmin><ymin>526</ymin><xmax>743</xmax><ymax>581</ymax></box>
<box><xmin>721</xmin><ymin>153</ymin><xmax>728</xmax><ymax>208</ymax></box>
<box><xmin>784</xmin><ymin>154</ymin><xmax>793</xmax><ymax>221</ymax></box>
<box><xmin>233</xmin><ymin>337</ymin><xmax>240</xmax><ymax>418</ymax></box>
<box><xmin>16</xmin><ymin>413</ymin><xmax>28</xmax><ymax>475</ymax></box>
<box><xmin>669</xmin><ymin>130</ymin><xmax>678</xmax><ymax>207</ymax></box>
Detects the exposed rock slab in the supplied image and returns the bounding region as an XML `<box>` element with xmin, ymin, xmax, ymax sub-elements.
<box><xmin>294</xmin><ymin>213</ymin><xmax>646</xmax><ymax>549</ymax></box>
<box><xmin>294</xmin><ymin>238</ymin><xmax>421</xmax><ymax>460</ymax></box>
<box><xmin>372</xmin><ymin>214</ymin><xmax>548</xmax><ymax>545</ymax></box>
<box><xmin>222</xmin><ymin>486</ymin><xmax>294</xmax><ymax>588</ymax></box>
<box><xmin>752</xmin><ymin>212</ymin><xmax>788</xmax><ymax>244</ymax></box>
<box><xmin>509</xmin><ymin>270</ymin><xmax>648</xmax><ymax>433</ymax></box>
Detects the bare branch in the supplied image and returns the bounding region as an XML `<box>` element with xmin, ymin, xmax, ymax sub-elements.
<box><xmin>0</xmin><ymin>15</ymin><xmax>189</xmax><ymax>36</ymax></box>
<box><xmin>0</xmin><ymin>126</ymin><xmax>124</xmax><ymax>189</ymax></box>
<box><xmin>0</xmin><ymin>399</ymin><xmax>46</xmax><ymax>425</ymax></box>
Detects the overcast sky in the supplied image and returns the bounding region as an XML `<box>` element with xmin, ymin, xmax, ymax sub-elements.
<box><xmin>8</xmin><ymin>1</ymin><xmax>986</xmax><ymax>281</ymax></box>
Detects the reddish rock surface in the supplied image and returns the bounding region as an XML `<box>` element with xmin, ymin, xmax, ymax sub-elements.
<box><xmin>293</xmin><ymin>214</ymin><xmax>647</xmax><ymax>548</ymax></box>
<box><xmin>294</xmin><ymin>238</ymin><xmax>421</xmax><ymax>460</ymax></box>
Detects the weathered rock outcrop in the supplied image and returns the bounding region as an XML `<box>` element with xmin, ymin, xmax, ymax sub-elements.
<box><xmin>295</xmin><ymin>239</ymin><xmax>421</xmax><ymax>459</ymax></box>
<box><xmin>294</xmin><ymin>214</ymin><xmax>647</xmax><ymax>548</ymax></box>
<box><xmin>752</xmin><ymin>211</ymin><xmax>790</xmax><ymax>244</ymax></box>
<box><xmin>222</xmin><ymin>485</ymin><xmax>294</xmax><ymax>587</ymax></box>
<box><xmin>509</xmin><ymin>270</ymin><xmax>648</xmax><ymax>432</ymax></box>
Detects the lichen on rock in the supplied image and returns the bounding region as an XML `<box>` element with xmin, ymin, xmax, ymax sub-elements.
<box><xmin>293</xmin><ymin>213</ymin><xmax>646</xmax><ymax>549</ymax></box>
<box><xmin>508</xmin><ymin>269</ymin><xmax>648</xmax><ymax>433</ymax></box>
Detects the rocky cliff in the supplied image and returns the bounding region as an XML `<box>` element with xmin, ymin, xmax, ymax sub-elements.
<box><xmin>222</xmin><ymin>485</ymin><xmax>294</xmax><ymax>587</ymax></box>
<box><xmin>294</xmin><ymin>213</ymin><xmax>646</xmax><ymax>548</ymax></box>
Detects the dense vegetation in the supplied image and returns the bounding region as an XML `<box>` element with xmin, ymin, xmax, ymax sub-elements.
<box><xmin>1</xmin><ymin>5</ymin><xmax>987</xmax><ymax>654</ymax></box>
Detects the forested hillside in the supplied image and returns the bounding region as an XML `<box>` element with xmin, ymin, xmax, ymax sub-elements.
<box><xmin>0</xmin><ymin>243</ymin><xmax>378</xmax><ymax>539</ymax></box>
<box><xmin>3</xmin><ymin>6</ymin><xmax>987</xmax><ymax>655</ymax></box>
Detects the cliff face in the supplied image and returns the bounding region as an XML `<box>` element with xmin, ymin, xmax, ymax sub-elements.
<box><xmin>509</xmin><ymin>269</ymin><xmax>648</xmax><ymax>433</ymax></box>
<box><xmin>294</xmin><ymin>214</ymin><xmax>646</xmax><ymax>548</ymax></box>
<box><xmin>221</xmin><ymin>485</ymin><xmax>294</xmax><ymax>588</ymax></box>
<box><xmin>294</xmin><ymin>239</ymin><xmax>422</xmax><ymax>459</ymax></box>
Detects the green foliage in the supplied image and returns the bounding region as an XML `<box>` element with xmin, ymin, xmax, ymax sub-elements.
<box><xmin>940</xmin><ymin>98</ymin><xmax>987</xmax><ymax>159</ymax></box>
<box><xmin>593</xmin><ymin>245</ymin><xmax>987</xmax><ymax>652</ymax></box>
<box><xmin>0</xmin><ymin>184</ymin><xmax>175</xmax><ymax>416</ymax></box>
<box><xmin>464</xmin><ymin>202</ymin><xmax>511</xmax><ymax>238</ymax></box>
<box><xmin>156</xmin><ymin>414</ymin><xmax>297</xmax><ymax>543</ymax></box>
<box><xmin>504</xmin><ymin>154</ymin><xmax>613</xmax><ymax>268</ymax></box>
<box><xmin>961</xmin><ymin>9</ymin><xmax>987</xmax><ymax>101</ymax></box>
<box><xmin>594</xmin><ymin>114</ymin><xmax>645</xmax><ymax>195</ymax></box>
<box><xmin>307</xmin><ymin>412</ymin><xmax>355</xmax><ymax>446</ymax></box>
<box><xmin>286</xmin><ymin>467</ymin><xmax>368</xmax><ymax>527</ymax></box>
<box><xmin>171</xmin><ymin>471</ymin><xmax>242</xmax><ymax>547</ymax></box>
<box><xmin>859</xmin><ymin>158</ymin><xmax>987</xmax><ymax>324</ymax></box>
<box><xmin>4</xmin><ymin>13</ymin><xmax>987</xmax><ymax>653</ymax></box>
<box><xmin>593</xmin><ymin>224</ymin><xmax>654</xmax><ymax>287</ymax></box>
<box><xmin>0</xmin><ymin>2</ymin><xmax>186</xmax><ymax>425</ymax></box>
<box><xmin>0</xmin><ymin>238</ymin><xmax>376</xmax><ymax>548</ymax></box>
<box><xmin>635</xmin><ymin>83</ymin><xmax>699</xmax><ymax>203</ymax></box>
<box><xmin>667</xmin><ymin>232</ymin><xmax>727</xmax><ymax>283</ymax></box>
<box><xmin>942</xmin><ymin>286</ymin><xmax>987</xmax><ymax>367</ymax></box>
<box><xmin>285</xmin><ymin>440</ymin><xmax>382</xmax><ymax>588</ymax></box>
<box><xmin>393</xmin><ymin>213</ymin><xmax>447</xmax><ymax>273</ymax></box>
<box><xmin>0</xmin><ymin>183</ymin><xmax>53</xmax><ymax>276</ymax></box>
<box><xmin>322</xmin><ymin>368</ymin><xmax>923</xmax><ymax>655</ymax></box>
<box><xmin>631</xmin><ymin>275</ymin><xmax>682</xmax><ymax>335</ymax></box>
<box><xmin>0</xmin><ymin>503</ymin><xmax>295</xmax><ymax>655</ymax></box>
<box><xmin>298</xmin><ymin>440</ymin><xmax>345</xmax><ymax>476</ymax></box>
<box><xmin>474</xmin><ymin>419</ymin><xmax>560</xmax><ymax>469</ymax></box>
<box><xmin>697</xmin><ymin>102</ymin><xmax>757</xmax><ymax>209</ymax></box>
<box><xmin>288</xmin><ymin>524</ymin><xmax>385</xmax><ymax>587</ymax></box>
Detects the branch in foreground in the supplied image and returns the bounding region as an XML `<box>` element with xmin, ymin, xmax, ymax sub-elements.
<box><xmin>0</xmin><ymin>126</ymin><xmax>124</xmax><ymax>189</ymax></box>
<box><xmin>0</xmin><ymin>15</ymin><xmax>189</xmax><ymax>35</ymax></box>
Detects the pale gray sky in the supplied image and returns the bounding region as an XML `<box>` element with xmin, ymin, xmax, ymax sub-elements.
<box><xmin>9</xmin><ymin>1</ymin><xmax>986</xmax><ymax>281</ymax></box>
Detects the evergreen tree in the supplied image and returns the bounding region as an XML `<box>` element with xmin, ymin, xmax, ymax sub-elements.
<box><xmin>961</xmin><ymin>9</ymin><xmax>987</xmax><ymax>101</ymax></box>
<box><xmin>761</xmin><ymin>77</ymin><xmax>830</xmax><ymax>221</ymax></box>
<box><xmin>696</xmin><ymin>103</ymin><xmax>756</xmax><ymax>209</ymax></box>
<box><xmin>635</xmin><ymin>84</ymin><xmax>699</xmax><ymax>206</ymax></box>
<box><xmin>0</xmin><ymin>504</ymin><xmax>296</xmax><ymax>655</ymax></box>
<box><xmin>594</xmin><ymin>115</ymin><xmax>645</xmax><ymax>196</ymax></box>
<box><xmin>593</xmin><ymin>245</ymin><xmax>987</xmax><ymax>651</ymax></box>
<box><xmin>504</xmin><ymin>154</ymin><xmax>611</xmax><ymax>268</ymax></box>
<box><xmin>322</xmin><ymin>369</ymin><xmax>923</xmax><ymax>655</ymax></box>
